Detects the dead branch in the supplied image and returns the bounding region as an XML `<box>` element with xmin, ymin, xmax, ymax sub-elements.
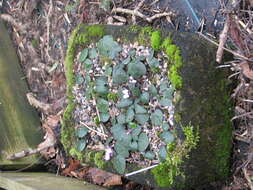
<box><xmin>216</xmin><ymin>15</ymin><xmax>231</xmax><ymax>63</ymax></box>
<box><xmin>112</xmin><ymin>5</ymin><xmax>173</xmax><ymax>24</ymax></box>
<box><xmin>46</xmin><ymin>0</ymin><xmax>53</xmax><ymax>62</ymax></box>
<box><xmin>243</xmin><ymin>168</ymin><xmax>253</xmax><ymax>190</ymax></box>
<box><xmin>6</xmin><ymin>145</ymin><xmax>52</xmax><ymax>160</ymax></box>
<box><xmin>26</xmin><ymin>93</ymin><xmax>52</xmax><ymax>113</ymax></box>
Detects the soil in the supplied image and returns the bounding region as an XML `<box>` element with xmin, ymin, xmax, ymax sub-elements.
<box><xmin>1</xmin><ymin>0</ymin><xmax>253</xmax><ymax>189</ymax></box>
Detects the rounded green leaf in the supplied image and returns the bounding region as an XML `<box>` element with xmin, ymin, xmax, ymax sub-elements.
<box><xmin>160</xmin><ymin>131</ymin><xmax>174</xmax><ymax>144</ymax></box>
<box><xmin>89</xmin><ymin>48</ymin><xmax>97</xmax><ymax>59</ymax></box>
<box><xmin>144</xmin><ymin>151</ymin><xmax>155</xmax><ymax>160</ymax></box>
<box><xmin>100</xmin><ymin>112</ymin><xmax>110</xmax><ymax>122</ymax></box>
<box><xmin>149</xmin><ymin>84</ymin><xmax>157</xmax><ymax>97</ymax></box>
<box><xmin>79</xmin><ymin>48</ymin><xmax>89</xmax><ymax>62</ymax></box>
<box><xmin>131</xmin><ymin>126</ymin><xmax>142</xmax><ymax>141</ymax></box>
<box><xmin>117</xmin><ymin>113</ymin><xmax>126</xmax><ymax>124</ymax></box>
<box><xmin>135</xmin><ymin>104</ymin><xmax>147</xmax><ymax>114</ymax></box>
<box><xmin>97</xmin><ymin>98</ymin><xmax>109</xmax><ymax>113</ymax></box>
<box><xmin>140</xmin><ymin>92</ymin><xmax>150</xmax><ymax>104</ymax></box>
<box><xmin>115</xmin><ymin>142</ymin><xmax>129</xmax><ymax>158</ymax></box>
<box><xmin>151</xmin><ymin>109</ymin><xmax>163</xmax><ymax>126</ymax></box>
<box><xmin>112</xmin><ymin>64</ymin><xmax>128</xmax><ymax>85</ymax></box>
<box><xmin>112</xmin><ymin>155</ymin><xmax>126</xmax><ymax>174</ymax></box>
<box><xmin>127</xmin><ymin>61</ymin><xmax>147</xmax><ymax>79</ymax></box>
<box><xmin>129</xmin><ymin>141</ymin><xmax>138</xmax><ymax>151</ymax></box>
<box><xmin>135</xmin><ymin>114</ymin><xmax>149</xmax><ymax>125</ymax></box>
<box><xmin>76</xmin><ymin>139</ymin><xmax>86</xmax><ymax>152</ymax></box>
<box><xmin>116</xmin><ymin>98</ymin><xmax>133</xmax><ymax>108</ymax></box>
<box><xmin>158</xmin><ymin>146</ymin><xmax>167</xmax><ymax>161</ymax></box>
<box><xmin>75</xmin><ymin>126</ymin><xmax>89</xmax><ymax>138</ymax></box>
<box><xmin>126</xmin><ymin>107</ymin><xmax>135</xmax><ymax>122</ymax></box>
<box><xmin>138</xmin><ymin>133</ymin><xmax>149</xmax><ymax>152</ymax></box>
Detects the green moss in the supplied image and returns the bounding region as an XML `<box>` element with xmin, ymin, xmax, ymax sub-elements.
<box><xmin>61</xmin><ymin>25</ymin><xmax>105</xmax><ymax>152</ymax></box>
<box><xmin>164</xmin><ymin>41</ymin><xmax>183</xmax><ymax>89</ymax></box>
<box><xmin>152</xmin><ymin>125</ymin><xmax>199</xmax><ymax>187</ymax></box>
<box><xmin>151</xmin><ymin>31</ymin><xmax>161</xmax><ymax>51</ymax></box>
<box><xmin>107</xmin><ymin>92</ymin><xmax>118</xmax><ymax>102</ymax></box>
<box><xmin>94</xmin><ymin>152</ymin><xmax>106</xmax><ymax>169</ymax></box>
<box><xmin>69</xmin><ymin>148</ymin><xmax>83</xmax><ymax>161</ymax></box>
<box><xmin>61</xmin><ymin>25</ymin><xmax>81</xmax><ymax>151</ymax></box>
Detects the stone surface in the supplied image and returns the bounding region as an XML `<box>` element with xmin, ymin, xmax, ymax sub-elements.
<box><xmin>0</xmin><ymin>172</ymin><xmax>105</xmax><ymax>190</ymax></box>
<box><xmin>0</xmin><ymin>21</ymin><xmax>42</xmax><ymax>169</ymax></box>
<box><xmin>62</xmin><ymin>25</ymin><xmax>232</xmax><ymax>189</ymax></box>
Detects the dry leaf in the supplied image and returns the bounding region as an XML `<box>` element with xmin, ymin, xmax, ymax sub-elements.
<box><xmin>85</xmin><ymin>168</ymin><xmax>122</xmax><ymax>186</ymax></box>
<box><xmin>240</xmin><ymin>61</ymin><xmax>253</xmax><ymax>80</ymax></box>
<box><xmin>62</xmin><ymin>158</ymin><xmax>81</xmax><ymax>176</ymax></box>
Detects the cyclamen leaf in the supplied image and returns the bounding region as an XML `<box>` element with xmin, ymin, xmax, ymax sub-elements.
<box><xmin>116</xmin><ymin>98</ymin><xmax>133</xmax><ymax>108</ymax></box>
<box><xmin>97</xmin><ymin>98</ymin><xmax>109</xmax><ymax>113</ymax></box>
<box><xmin>97</xmin><ymin>35</ymin><xmax>122</xmax><ymax>59</ymax></box>
<box><xmin>95</xmin><ymin>76</ymin><xmax>108</xmax><ymax>95</ymax></box>
<box><xmin>131</xmin><ymin>126</ymin><xmax>142</xmax><ymax>141</ymax></box>
<box><xmin>112</xmin><ymin>64</ymin><xmax>128</xmax><ymax>85</ymax></box>
<box><xmin>122</xmin><ymin>56</ymin><xmax>131</xmax><ymax>65</ymax></box>
<box><xmin>76</xmin><ymin>139</ymin><xmax>86</xmax><ymax>152</ymax></box>
<box><xmin>162</xmin><ymin>123</ymin><xmax>169</xmax><ymax>131</ymax></box>
<box><xmin>144</xmin><ymin>151</ymin><xmax>155</xmax><ymax>160</ymax></box>
<box><xmin>111</xmin><ymin>124</ymin><xmax>125</xmax><ymax>140</ymax></box>
<box><xmin>126</xmin><ymin>107</ymin><xmax>135</xmax><ymax>122</ymax></box>
<box><xmin>76</xmin><ymin>74</ymin><xmax>84</xmax><ymax>85</ymax></box>
<box><xmin>89</xmin><ymin>48</ymin><xmax>97</xmax><ymax>59</ymax></box>
<box><xmin>83</xmin><ymin>58</ymin><xmax>93</xmax><ymax>70</ymax></box>
<box><xmin>127</xmin><ymin>61</ymin><xmax>147</xmax><ymax>79</ymax></box>
<box><xmin>117</xmin><ymin>113</ymin><xmax>126</xmax><ymax>124</ymax></box>
<box><xmin>149</xmin><ymin>84</ymin><xmax>158</xmax><ymax>97</ymax></box>
<box><xmin>113</xmin><ymin>155</ymin><xmax>126</xmax><ymax>174</ymax></box>
<box><xmin>159</xmin><ymin>97</ymin><xmax>172</xmax><ymax>107</ymax></box>
<box><xmin>115</xmin><ymin>142</ymin><xmax>129</xmax><ymax>158</ymax></box>
<box><xmin>135</xmin><ymin>104</ymin><xmax>147</xmax><ymax>114</ymax></box>
<box><xmin>160</xmin><ymin>131</ymin><xmax>174</xmax><ymax>144</ymax></box>
<box><xmin>129</xmin><ymin>84</ymin><xmax>141</xmax><ymax>97</ymax></box>
<box><xmin>76</xmin><ymin>126</ymin><xmax>89</xmax><ymax>138</ymax></box>
<box><xmin>138</xmin><ymin>133</ymin><xmax>149</xmax><ymax>152</ymax></box>
<box><xmin>158</xmin><ymin>146</ymin><xmax>167</xmax><ymax>161</ymax></box>
<box><xmin>100</xmin><ymin>112</ymin><xmax>110</xmax><ymax>122</ymax></box>
<box><xmin>140</xmin><ymin>92</ymin><xmax>150</xmax><ymax>104</ymax></box>
<box><xmin>151</xmin><ymin>109</ymin><xmax>163</xmax><ymax>126</ymax></box>
<box><xmin>129</xmin><ymin>141</ymin><xmax>138</xmax><ymax>151</ymax></box>
<box><xmin>79</xmin><ymin>48</ymin><xmax>89</xmax><ymax>62</ymax></box>
<box><xmin>135</xmin><ymin>114</ymin><xmax>149</xmax><ymax>125</ymax></box>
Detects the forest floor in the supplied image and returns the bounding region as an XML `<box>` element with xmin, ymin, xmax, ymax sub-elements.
<box><xmin>1</xmin><ymin>0</ymin><xmax>253</xmax><ymax>189</ymax></box>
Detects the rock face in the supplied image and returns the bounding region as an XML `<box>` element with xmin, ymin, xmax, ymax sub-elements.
<box><xmin>62</xmin><ymin>24</ymin><xmax>232</xmax><ymax>189</ymax></box>
<box><xmin>0</xmin><ymin>21</ymin><xmax>42</xmax><ymax>169</ymax></box>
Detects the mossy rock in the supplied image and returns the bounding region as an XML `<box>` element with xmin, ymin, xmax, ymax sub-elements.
<box><xmin>62</xmin><ymin>24</ymin><xmax>232</xmax><ymax>189</ymax></box>
<box><xmin>0</xmin><ymin>21</ymin><xmax>43</xmax><ymax>169</ymax></box>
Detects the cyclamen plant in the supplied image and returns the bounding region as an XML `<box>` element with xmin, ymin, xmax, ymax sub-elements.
<box><xmin>72</xmin><ymin>35</ymin><xmax>176</xmax><ymax>174</ymax></box>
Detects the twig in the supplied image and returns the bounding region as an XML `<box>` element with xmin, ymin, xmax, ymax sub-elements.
<box><xmin>46</xmin><ymin>0</ymin><xmax>53</xmax><ymax>61</ymax></box>
<box><xmin>26</xmin><ymin>93</ymin><xmax>52</xmax><ymax>113</ymax></box>
<box><xmin>231</xmin><ymin>111</ymin><xmax>253</xmax><ymax>120</ymax></box>
<box><xmin>7</xmin><ymin>145</ymin><xmax>52</xmax><ymax>160</ymax></box>
<box><xmin>125</xmin><ymin>164</ymin><xmax>158</xmax><ymax>177</ymax></box>
<box><xmin>243</xmin><ymin>168</ymin><xmax>253</xmax><ymax>190</ymax></box>
<box><xmin>80</xmin><ymin>121</ymin><xmax>108</xmax><ymax>138</ymax></box>
<box><xmin>197</xmin><ymin>32</ymin><xmax>250</xmax><ymax>61</ymax></box>
<box><xmin>216</xmin><ymin>15</ymin><xmax>231</xmax><ymax>63</ymax></box>
<box><xmin>112</xmin><ymin>6</ymin><xmax>172</xmax><ymax>24</ymax></box>
<box><xmin>93</xmin><ymin>99</ymin><xmax>106</xmax><ymax>136</ymax></box>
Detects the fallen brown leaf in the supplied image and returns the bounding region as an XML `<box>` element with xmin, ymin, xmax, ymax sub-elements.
<box><xmin>84</xmin><ymin>168</ymin><xmax>122</xmax><ymax>186</ymax></box>
<box><xmin>240</xmin><ymin>61</ymin><xmax>253</xmax><ymax>80</ymax></box>
<box><xmin>62</xmin><ymin>158</ymin><xmax>81</xmax><ymax>176</ymax></box>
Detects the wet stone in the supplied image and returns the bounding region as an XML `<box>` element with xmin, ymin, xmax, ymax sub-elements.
<box><xmin>62</xmin><ymin>25</ymin><xmax>232</xmax><ymax>189</ymax></box>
